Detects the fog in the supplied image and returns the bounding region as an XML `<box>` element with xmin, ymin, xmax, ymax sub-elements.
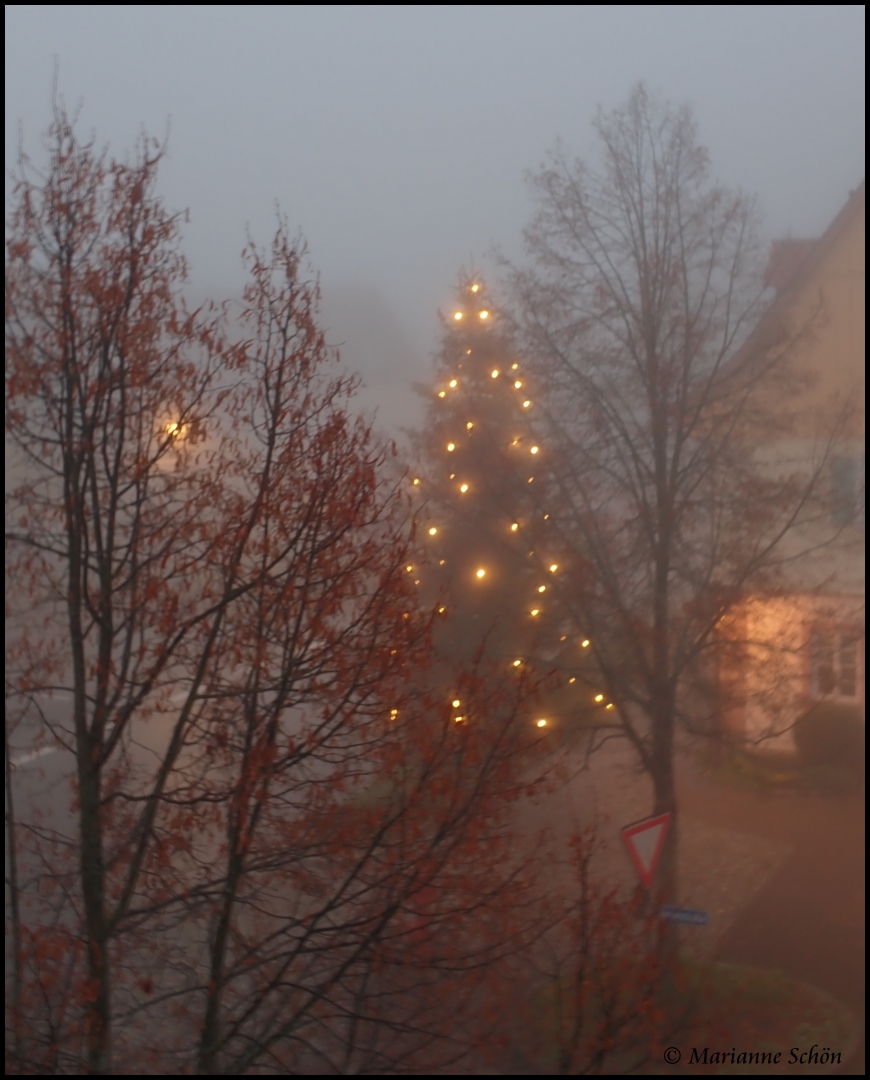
<box><xmin>5</xmin><ymin>7</ymin><xmax>864</xmax><ymax>1075</ymax></box>
<box><xmin>5</xmin><ymin>6</ymin><xmax>864</xmax><ymax>435</ymax></box>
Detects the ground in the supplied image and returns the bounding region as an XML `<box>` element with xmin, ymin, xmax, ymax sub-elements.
<box><xmin>511</xmin><ymin>732</ymin><xmax>864</xmax><ymax>1074</ymax></box>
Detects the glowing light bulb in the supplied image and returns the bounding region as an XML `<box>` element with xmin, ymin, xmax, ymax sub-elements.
<box><xmin>428</xmin><ymin>526</ymin><xmax>437</xmax><ymax>535</ymax></box>
<box><xmin>581</xmin><ymin>639</ymin><xmax>590</xmax><ymax>648</ymax></box>
<box><xmin>594</xmin><ymin>694</ymin><xmax>604</xmax><ymax>703</ymax></box>
<box><xmin>390</xmin><ymin>708</ymin><xmax>399</xmax><ymax>720</ymax></box>
<box><xmin>466</xmin><ymin>421</ymin><xmax>473</xmax><ymax>429</ymax></box>
<box><xmin>530</xmin><ymin>446</ymin><xmax>539</xmax><ymax>455</ymax></box>
<box><xmin>454</xmin><ymin>715</ymin><xmax>464</xmax><ymax>722</ymax></box>
<box><xmin>413</xmin><ymin>478</ymin><xmax>420</xmax><ymax>485</ymax></box>
<box><xmin>536</xmin><ymin>719</ymin><xmax>548</xmax><ymax>728</ymax></box>
<box><xmin>549</xmin><ymin>563</ymin><xmax>558</xmax><ymax>572</ymax></box>
<box><xmin>414</xmin><ymin>579</ymin><xmax>420</xmax><ymax>585</ymax></box>
<box><xmin>491</xmin><ymin>369</ymin><xmax>499</xmax><ymax>378</ymax></box>
<box><xmin>606</xmin><ymin>703</ymin><xmax>614</xmax><ymax>710</ymax></box>
<box><xmin>438</xmin><ymin>391</ymin><xmax>446</xmax><ymax>398</ymax></box>
<box><xmin>530</xmin><ymin>608</ymin><xmax>540</xmax><ymax>617</ymax></box>
<box><xmin>454</xmin><ymin>312</ymin><xmax>463</xmax><ymax>321</ymax></box>
<box><xmin>406</xmin><ymin>565</ymin><xmax>413</xmax><ymax>572</ymax></box>
<box><xmin>511</xmin><ymin>363</ymin><xmax>519</xmax><ymax>370</ymax></box>
<box><xmin>513</xmin><ymin>659</ymin><xmax>522</xmax><ymax>667</ymax></box>
<box><xmin>538</xmin><ymin>585</ymin><xmax>546</xmax><ymax>593</ymax></box>
<box><xmin>569</xmin><ymin>677</ymin><xmax>576</xmax><ymax>684</ymax></box>
<box><xmin>510</xmin><ymin>523</ymin><xmax>519</xmax><ymax>531</ymax></box>
<box><xmin>449</xmin><ymin>473</ymin><xmax>455</xmax><ymax>478</ymax></box>
<box><xmin>460</xmin><ymin>483</ymin><xmax>468</xmax><ymax>492</ymax></box>
<box><xmin>438</xmin><ymin>605</ymin><xmax>446</xmax><ymax>613</ymax></box>
<box><xmin>452</xmin><ymin>698</ymin><xmax>461</xmax><ymax>707</ymax></box>
<box><xmin>514</xmin><ymin>380</ymin><xmax>522</xmax><ymax>388</ymax></box>
<box><xmin>544</xmin><ymin>514</ymin><xmax>549</xmax><ymax>520</ymax></box>
<box><xmin>166</xmin><ymin>421</ymin><xmax>180</xmax><ymax>437</ymax></box>
<box><xmin>479</xmin><ymin>310</ymin><xmax>489</xmax><ymax>320</ymax></box>
<box><xmin>523</xmin><ymin>400</ymin><xmax>531</xmax><ymax>408</ymax></box>
<box><xmin>528</xmin><ymin>477</ymin><xmax>534</xmax><ymax>483</ymax></box>
<box><xmin>475</xmin><ymin>568</ymin><xmax>486</xmax><ymax>579</ymax></box>
<box><xmin>449</xmin><ymin>379</ymin><xmax>457</xmax><ymax>388</ymax></box>
<box><xmin>466</xmin><ymin>349</ymin><xmax>472</xmax><ymax>354</ymax></box>
<box><xmin>471</xmin><ymin>284</ymin><xmax>479</xmax><ymax>292</ymax></box>
<box><xmin>439</xmin><ymin>559</ymin><xmax>445</xmax><ymax>565</ymax></box>
<box><xmin>447</xmin><ymin>442</ymin><xmax>455</xmax><ymax>451</ymax></box>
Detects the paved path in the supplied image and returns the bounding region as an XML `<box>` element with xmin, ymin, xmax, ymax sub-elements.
<box><xmin>676</xmin><ymin>760</ymin><xmax>865</xmax><ymax>1074</ymax></box>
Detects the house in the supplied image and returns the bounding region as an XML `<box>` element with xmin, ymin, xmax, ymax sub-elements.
<box><xmin>720</xmin><ymin>182</ymin><xmax>865</xmax><ymax>752</ymax></box>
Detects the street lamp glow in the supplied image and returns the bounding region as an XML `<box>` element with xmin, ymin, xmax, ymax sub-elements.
<box><xmin>413</xmin><ymin>477</ymin><xmax>420</xmax><ymax>485</ymax></box>
<box><xmin>530</xmin><ymin>608</ymin><xmax>540</xmax><ymax>617</ymax></box>
<box><xmin>536</xmin><ymin>718</ymin><xmax>548</xmax><ymax>728</ymax></box>
<box><xmin>452</xmin><ymin>698</ymin><xmax>461</xmax><ymax>707</ymax></box>
<box><xmin>510</xmin><ymin>523</ymin><xmax>519</xmax><ymax>531</ymax></box>
<box><xmin>491</xmin><ymin>369</ymin><xmax>499</xmax><ymax>378</ymax></box>
<box><xmin>454</xmin><ymin>312</ymin><xmax>463</xmax><ymax>321</ymax></box>
<box><xmin>479</xmin><ymin>310</ymin><xmax>489</xmax><ymax>319</ymax></box>
<box><xmin>549</xmin><ymin>563</ymin><xmax>558</xmax><ymax>572</ymax></box>
<box><xmin>460</xmin><ymin>483</ymin><xmax>469</xmax><ymax>492</ymax></box>
<box><xmin>594</xmin><ymin>693</ymin><xmax>604</xmax><ymax>703</ymax></box>
<box><xmin>538</xmin><ymin>585</ymin><xmax>546</xmax><ymax>593</ymax></box>
<box><xmin>447</xmin><ymin>442</ymin><xmax>455</xmax><ymax>451</ymax></box>
<box><xmin>471</xmin><ymin>283</ymin><xmax>479</xmax><ymax>292</ymax></box>
<box><xmin>530</xmin><ymin>446</ymin><xmax>539</xmax><ymax>455</ymax></box>
<box><xmin>475</xmin><ymin>568</ymin><xmax>486</xmax><ymax>579</ymax></box>
<box><xmin>522</xmin><ymin>400</ymin><xmax>531</xmax><ymax>408</ymax></box>
<box><xmin>514</xmin><ymin>380</ymin><xmax>522</xmax><ymax>388</ymax></box>
<box><xmin>513</xmin><ymin>659</ymin><xmax>522</xmax><ymax>667</ymax></box>
<box><xmin>449</xmin><ymin>378</ymin><xmax>457</xmax><ymax>387</ymax></box>
<box><xmin>438</xmin><ymin>391</ymin><xmax>446</xmax><ymax>398</ymax></box>
<box><xmin>428</xmin><ymin>526</ymin><xmax>437</xmax><ymax>535</ymax></box>
<box><xmin>581</xmin><ymin>639</ymin><xmax>590</xmax><ymax>648</ymax></box>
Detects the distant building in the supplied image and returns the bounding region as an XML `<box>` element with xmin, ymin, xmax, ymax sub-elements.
<box><xmin>720</xmin><ymin>182</ymin><xmax>865</xmax><ymax>751</ymax></box>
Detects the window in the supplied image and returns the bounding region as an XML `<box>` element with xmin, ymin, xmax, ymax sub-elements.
<box><xmin>809</xmin><ymin>628</ymin><xmax>862</xmax><ymax>701</ymax></box>
<box><xmin>831</xmin><ymin>456</ymin><xmax>864</xmax><ymax>526</ymax></box>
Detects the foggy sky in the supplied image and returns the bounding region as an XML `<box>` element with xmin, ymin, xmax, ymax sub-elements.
<box><xmin>5</xmin><ymin>5</ymin><xmax>865</xmax><ymax>437</ymax></box>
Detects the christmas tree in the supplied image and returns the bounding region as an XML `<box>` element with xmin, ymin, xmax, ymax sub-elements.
<box><xmin>409</xmin><ymin>275</ymin><xmax>604</xmax><ymax>736</ymax></box>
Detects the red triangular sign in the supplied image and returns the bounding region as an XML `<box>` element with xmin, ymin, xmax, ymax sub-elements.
<box><xmin>620</xmin><ymin>812</ymin><xmax>671</xmax><ymax>888</ymax></box>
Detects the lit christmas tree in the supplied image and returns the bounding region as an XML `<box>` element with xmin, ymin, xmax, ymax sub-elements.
<box><xmin>409</xmin><ymin>275</ymin><xmax>603</xmax><ymax>736</ymax></box>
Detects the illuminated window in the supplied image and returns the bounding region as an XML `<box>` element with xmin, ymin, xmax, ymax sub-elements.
<box><xmin>810</xmin><ymin>628</ymin><xmax>862</xmax><ymax>700</ymax></box>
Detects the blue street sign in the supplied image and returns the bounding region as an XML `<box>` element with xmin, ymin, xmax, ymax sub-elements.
<box><xmin>660</xmin><ymin>906</ymin><xmax>709</xmax><ymax>926</ymax></box>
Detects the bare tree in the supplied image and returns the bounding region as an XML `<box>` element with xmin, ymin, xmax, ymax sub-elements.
<box><xmin>506</xmin><ymin>85</ymin><xmax>838</xmax><ymax>918</ymax></box>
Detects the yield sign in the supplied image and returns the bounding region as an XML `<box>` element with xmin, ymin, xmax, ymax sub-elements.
<box><xmin>620</xmin><ymin>812</ymin><xmax>671</xmax><ymax>889</ymax></box>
